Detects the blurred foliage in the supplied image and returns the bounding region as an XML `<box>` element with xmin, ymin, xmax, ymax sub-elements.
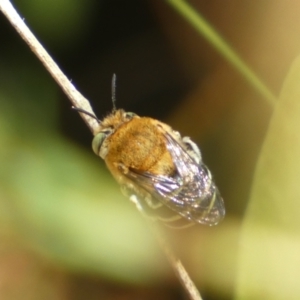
<box><xmin>0</xmin><ymin>92</ymin><xmax>166</xmax><ymax>284</ymax></box>
<box><xmin>15</xmin><ymin>0</ymin><xmax>96</xmax><ymax>48</ymax></box>
<box><xmin>1</xmin><ymin>0</ymin><xmax>300</xmax><ymax>299</ymax></box>
<box><xmin>167</xmin><ymin>0</ymin><xmax>277</xmax><ymax>105</ymax></box>
<box><xmin>235</xmin><ymin>55</ymin><xmax>300</xmax><ymax>299</ymax></box>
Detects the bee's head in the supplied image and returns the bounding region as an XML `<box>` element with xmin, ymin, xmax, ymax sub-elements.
<box><xmin>92</xmin><ymin>110</ymin><xmax>138</xmax><ymax>159</ymax></box>
<box><xmin>73</xmin><ymin>74</ymin><xmax>139</xmax><ymax>159</ymax></box>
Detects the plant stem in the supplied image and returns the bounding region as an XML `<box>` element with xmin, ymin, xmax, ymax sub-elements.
<box><xmin>0</xmin><ymin>1</ymin><xmax>203</xmax><ymax>299</ymax></box>
<box><xmin>0</xmin><ymin>0</ymin><xmax>98</xmax><ymax>134</ymax></box>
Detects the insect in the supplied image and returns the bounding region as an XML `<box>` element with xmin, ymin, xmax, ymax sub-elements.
<box><xmin>74</xmin><ymin>78</ymin><xmax>225</xmax><ymax>228</ymax></box>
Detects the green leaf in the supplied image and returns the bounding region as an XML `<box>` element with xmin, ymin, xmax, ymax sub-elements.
<box><xmin>235</xmin><ymin>55</ymin><xmax>300</xmax><ymax>299</ymax></box>
<box><xmin>0</xmin><ymin>123</ymin><xmax>166</xmax><ymax>284</ymax></box>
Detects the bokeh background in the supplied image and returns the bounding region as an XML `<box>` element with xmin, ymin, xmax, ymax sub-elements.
<box><xmin>1</xmin><ymin>0</ymin><xmax>300</xmax><ymax>299</ymax></box>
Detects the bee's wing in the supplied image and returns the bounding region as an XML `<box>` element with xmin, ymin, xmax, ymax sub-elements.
<box><xmin>125</xmin><ymin>133</ymin><xmax>225</xmax><ymax>226</ymax></box>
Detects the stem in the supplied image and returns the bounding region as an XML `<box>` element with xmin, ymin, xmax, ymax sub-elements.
<box><xmin>153</xmin><ymin>226</ymin><xmax>203</xmax><ymax>300</ymax></box>
<box><xmin>0</xmin><ymin>0</ymin><xmax>98</xmax><ymax>134</ymax></box>
<box><xmin>0</xmin><ymin>0</ymin><xmax>202</xmax><ymax>299</ymax></box>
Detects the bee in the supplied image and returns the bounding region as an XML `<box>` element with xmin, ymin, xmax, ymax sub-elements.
<box><xmin>74</xmin><ymin>79</ymin><xmax>225</xmax><ymax>228</ymax></box>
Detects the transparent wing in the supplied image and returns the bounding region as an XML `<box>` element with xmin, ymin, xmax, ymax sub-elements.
<box><xmin>125</xmin><ymin>133</ymin><xmax>225</xmax><ymax>225</ymax></box>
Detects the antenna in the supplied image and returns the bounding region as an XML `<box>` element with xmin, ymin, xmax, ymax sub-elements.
<box><xmin>72</xmin><ymin>106</ymin><xmax>100</xmax><ymax>123</ymax></box>
<box><xmin>111</xmin><ymin>73</ymin><xmax>117</xmax><ymax>112</ymax></box>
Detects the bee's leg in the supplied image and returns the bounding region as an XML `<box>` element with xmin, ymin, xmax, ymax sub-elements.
<box><xmin>120</xmin><ymin>182</ymin><xmax>161</xmax><ymax>208</ymax></box>
<box><xmin>116</xmin><ymin>162</ymin><xmax>129</xmax><ymax>174</ymax></box>
<box><xmin>129</xmin><ymin>193</ymin><xmax>162</xmax><ymax>212</ymax></box>
<box><xmin>182</xmin><ymin>136</ymin><xmax>202</xmax><ymax>164</ymax></box>
<box><xmin>129</xmin><ymin>194</ymin><xmax>144</xmax><ymax>212</ymax></box>
<box><xmin>143</xmin><ymin>194</ymin><xmax>163</xmax><ymax>209</ymax></box>
<box><xmin>129</xmin><ymin>194</ymin><xmax>158</xmax><ymax>221</ymax></box>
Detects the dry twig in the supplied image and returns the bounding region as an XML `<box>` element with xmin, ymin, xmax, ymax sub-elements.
<box><xmin>0</xmin><ymin>0</ymin><xmax>98</xmax><ymax>134</ymax></box>
<box><xmin>0</xmin><ymin>1</ymin><xmax>202</xmax><ymax>299</ymax></box>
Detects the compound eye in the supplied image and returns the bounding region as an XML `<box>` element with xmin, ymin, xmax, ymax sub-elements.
<box><xmin>124</xmin><ymin>112</ymin><xmax>137</xmax><ymax>119</ymax></box>
<box><xmin>92</xmin><ymin>132</ymin><xmax>106</xmax><ymax>156</ymax></box>
<box><xmin>92</xmin><ymin>129</ymin><xmax>112</xmax><ymax>157</ymax></box>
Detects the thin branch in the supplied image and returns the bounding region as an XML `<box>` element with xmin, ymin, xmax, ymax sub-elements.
<box><xmin>152</xmin><ymin>226</ymin><xmax>202</xmax><ymax>300</ymax></box>
<box><xmin>0</xmin><ymin>0</ymin><xmax>98</xmax><ymax>134</ymax></box>
<box><xmin>0</xmin><ymin>1</ymin><xmax>202</xmax><ymax>299</ymax></box>
<box><xmin>129</xmin><ymin>198</ymin><xmax>202</xmax><ymax>300</ymax></box>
